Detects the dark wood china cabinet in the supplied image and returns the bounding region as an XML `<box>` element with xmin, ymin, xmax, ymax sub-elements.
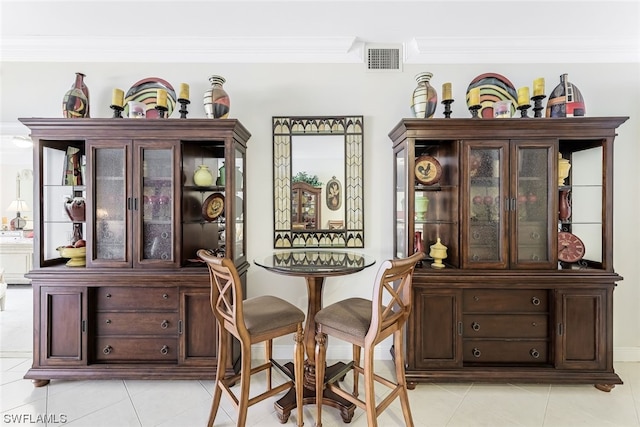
<box><xmin>20</xmin><ymin>118</ymin><xmax>250</xmax><ymax>386</ymax></box>
<box><xmin>291</xmin><ymin>182</ymin><xmax>321</xmax><ymax>229</ymax></box>
<box><xmin>390</xmin><ymin>117</ymin><xmax>627</xmax><ymax>391</ymax></box>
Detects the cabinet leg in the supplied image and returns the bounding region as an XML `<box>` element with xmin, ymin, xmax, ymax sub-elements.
<box><xmin>32</xmin><ymin>379</ymin><xmax>50</xmax><ymax>387</ymax></box>
<box><xmin>594</xmin><ymin>384</ymin><xmax>615</xmax><ymax>392</ymax></box>
<box><xmin>407</xmin><ymin>382</ymin><xmax>417</xmax><ymax>390</ymax></box>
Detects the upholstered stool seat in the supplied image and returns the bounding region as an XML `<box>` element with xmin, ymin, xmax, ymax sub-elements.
<box><xmin>315</xmin><ymin>297</ymin><xmax>373</xmax><ymax>343</ymax></box>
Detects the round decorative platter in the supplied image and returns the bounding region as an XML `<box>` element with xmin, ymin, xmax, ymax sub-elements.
<box><xmin>466</xmin><ymin>73</ymin><xmax>518</xmax><ymax>118</ymax></box>
<box><xmin>415</xmin><ymin>155</ymin><xmax>442</xmax><ymax>185</ymax></box>
<box><xmin>123</xmin><ymin>77</ymin><xmax>176</xmax><ymax>119</ymax></box>
<box><xmin>202</xmin><ymin>193</ymin><xmax>225</xmax><ymax>221</ymax></box>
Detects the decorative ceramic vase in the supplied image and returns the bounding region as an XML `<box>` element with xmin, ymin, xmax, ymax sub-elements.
<box><xmin>545</xmin><ymin>73</ymin><xmax>586</xmax><ymax>118</ymax></box>
<box><xmin>411</xmin><ymin>72</ymin><xmax>438</xmax><ymax>119</ymax></box>
<box><xmin>62</xmin><ymin>72</ymin><xmax>90</xmax><ymax>118</ymax></box>
<box><xmin>558</xmin><ymin>153</ymin><xmax>571</xmax><ymax>186</ymax></box>
<box><xmin>193</xmin><ymin>165</ymin><xmax>214</xmax><ymax>187</ymax></box>
<box><xmin>64</xmin><ymin>196</ymin><xmax>86</xmax><ymax>222</ymax></box>
<box><xmin>429</xmin><ymin>237</ymin><xmax>448</xmax><ymax>269</ymax></box>
<box><xmin>216</xmin><ymin>164</ymin><xmax>225</xmax><ymax>186</ymax></box>
<box><xmin>415</xmin><ymin>196</ymin><xmax>429</xmax><ymax>220</ymax></box>
<box><xmin>559</xmin><ymin>189</ymin><xmax>572</xmax><ymax>222</ymax></box>
<box><xmin>203</xmin><ymin>75</ymin><xmax>230</xmax><ymax>119</ymax></box>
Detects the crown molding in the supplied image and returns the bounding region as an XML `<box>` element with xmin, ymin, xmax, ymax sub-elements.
<box><xmin>406</xmin><ymin>36</ymin><xmax>640</xmax><ymax>64</ymax></box>
<box><xmin>2</xmin><ymin>33</ymin><xmax>637</xmax><ymax>64</ymax></box>
<box><xmin>1</xmin><ymin>36</ymin><xmax>362</xmax><ymax>63</ymax></box>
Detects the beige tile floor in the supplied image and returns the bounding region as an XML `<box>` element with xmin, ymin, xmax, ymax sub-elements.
<box><xmin>1</xmin><ymin>285</ymin><xmax>639</xmax><ymax>427</ymax></box>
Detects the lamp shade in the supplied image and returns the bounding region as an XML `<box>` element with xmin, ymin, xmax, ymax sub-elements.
<box><xmin>7</xmin><ymin>200</ymin><xmax>30</xmax><ymax>213</ymax></box>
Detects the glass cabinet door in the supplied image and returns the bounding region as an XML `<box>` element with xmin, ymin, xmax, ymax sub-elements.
<box><xmin>233</xmin><ymin>148</ymin><xmax>245</xmax><ymax>263</ymax></box>
<box><xmin>89</xmin><ymin>142</ymin><xmax>130</xmax><ymax>267</ymax></box>
<box><xmin>462</xmin><ymin>142</ymin><xmax>508</xmax><ymax>269</ymax></box>
<box><xmin>137</xmin><ymin>142</ymin><xmax>179</xmax><ymax>267</ymax></box>
<box><xmin>511</xmin><ymin>142</ymin><xmax>555</xmax><ymax>269</ymax></box>
<box><xmin>394</xmin><ymin>147</ymin><xmax>407</xmax><ymax>258</ymax></box>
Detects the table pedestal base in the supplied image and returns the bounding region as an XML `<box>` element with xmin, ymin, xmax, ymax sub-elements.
<box><xmin>274</xmin><ymin>361</ymin><xmax>356</xmax><ymax>424</ymax></box>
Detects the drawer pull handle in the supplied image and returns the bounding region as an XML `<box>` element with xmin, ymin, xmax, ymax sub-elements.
<box><xmin>105</xmin><ymin>319</ymin><xmax>111</xmax><ymax>324</ymax></box>
<box><xmin>471</xmin><ymin>322</ymin><xmax>481</xmax><ymax>331</ymax></box>
<box><xmin>160</xmin><ymin>345</ymin><xmax>169</xmax><ymax>355</ymax></box>
<box><xmin>531</xmin><ymin>296</ymin><xmax>541</xmax><ymax>306</ymax></box>
<box><xmin>162</xmin><ymin>294</ymin><xmax>169</xmax><ymax>299</ymax></box>
<box><xmin>161</xmin><ymin>320</ymin><xmax>169</xmax><ymax>329</ymax></box>
<box><xmin>472</xmin><ymin>348</ymin><xmax>481</xmax><ymax>358</ymax></box>
<box><xmin>530</xmin><ymin>348</ymin><xmax>540</xmax><ymax>359</ymax></box>
<box><xmin>106</xmin><ymin>293</ymin><xmax>112</xmax><ymax>298</ymax></box>
<box><xmin>103</xmin><ymin>345</ymin><xmax>113</xmax><ymax>355</ymax></box>
<box><xmin>474</xmin><ymin>296</ymin><xmax>480</xmax><ymax>302</ymax></box>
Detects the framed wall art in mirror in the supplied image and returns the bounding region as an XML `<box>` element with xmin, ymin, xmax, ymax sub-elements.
<box><xmin>273</xmin><ymin>116</ymin><xmax>364</xmax><ymax>248</ymax></box>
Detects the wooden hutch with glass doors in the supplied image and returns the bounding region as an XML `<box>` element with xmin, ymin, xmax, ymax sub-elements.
<box><xmin>390</xmin><ymin>117</ymin><xmax>627</xmax><ymax>391</ymax></box>
<box><xmin>20</xmin><ymin>118</ymin><xmax>249</xmax><ymax>386</ymax></box>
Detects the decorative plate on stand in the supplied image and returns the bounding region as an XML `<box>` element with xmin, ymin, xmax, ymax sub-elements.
<box><xmin>202</xmin><ymin>193</ymin><xmax>225</xmax><ymax>221</ymax></box>
<box><xmin>466</xmin><ymin>73</ymin><xmax>518</xmax><ymax>118</ymax></box>
<box><xmin>123</xmin><ymin>77</ymin><xmax>176</xmax><ymax>119</ymax></box>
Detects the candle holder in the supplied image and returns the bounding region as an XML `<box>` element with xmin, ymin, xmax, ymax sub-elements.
<box><xmin>517</xmin><ymin>104</ymin><xmax>531</xmax><ymax>118</ymax></box>
<box><xmin>469</xmin><ymin>104</ymin><xmax>481</xmax><ymax>118</ymax></box>
<box><xmin>531</xmin><ymin>95</ymin><xmax>546</xmax><ymax>118</ymax></box>
<box><xmin>442</xmin><ymin>99</ymin><xmax>454</xmax><ymax>118</ymax></box>
<box><xmin>154</xmin><ymin>105</ymin><xmax>168</xmax><ymax>119</ymax></box>
<box><xmin>178</xmin><ymin>98</ymin><xmax>190</xmax><ymax>119</ymax></box>
<box><xmin>110</xmin><ymin>104</ymin><xmax>124</xmax><ymax>118</ymax></box>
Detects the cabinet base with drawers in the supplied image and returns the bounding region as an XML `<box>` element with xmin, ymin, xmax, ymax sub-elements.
<box><xmin>405</xmin><ymin>270</ymin><xmax>621</xmax><ymax>390</ymax></box>
<box><xmin>24</xmin><ymin>266</ymin><xmax>245</xmax><ymax>386</ymax></box>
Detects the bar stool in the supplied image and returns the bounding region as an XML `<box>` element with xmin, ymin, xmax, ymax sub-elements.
<box><xmin>197</xmin><ymin>250</ymin><xmax>306</xmax><ymax>427</ymax></box>
<box><xmin>314</xmin><ymin>252</ymin><xmax>424</xmax><ymax>427</ymax></box>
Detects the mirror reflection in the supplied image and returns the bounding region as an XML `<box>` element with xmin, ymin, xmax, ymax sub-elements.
<box><xmin>273</xmin><ymin>116</ymin><xmax>364</xmax><ymax>248</ymax></box>
<box><xmin>291</xmin><ymin>135</ymin><xmax>344</xmax><ymax>230</ymax></box>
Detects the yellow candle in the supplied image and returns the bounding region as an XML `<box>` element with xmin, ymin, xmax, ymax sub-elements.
<box><xmin>442</xmin><ymin>82</ymin><xmax>452</xmax><ymax>101</ymax></box>
<box><xmin>111</xmin><ymin>88</ymin><xmax>124</xmax><ymax>107</ymax></box>
<box><xmin>157</xmin><ymin>89</ymin><xmax>167</xmax><ymax>108</ymax></box>
<box><xmin>2</xmin><ymin>216</ymin><xmax>7</xmax><ymax>225</ymax></box>
<box><xmin>469</xmin><ymin>87</ymin><xmax>480</xmax><ymax>106</ymax></box>
<box><xmin>517</xmin><ymin>86</ymin><xmax>530</xmax><ymax>106</ymax></box>
<box><xmin>533</xmin><ymin>77</ymin><xmax>545</xmax><ymax>97</ymax></box>
<box><xmin>179</xmin><ymin>83</ymin><xmax>189</xmax><ymax>100</ymax></box>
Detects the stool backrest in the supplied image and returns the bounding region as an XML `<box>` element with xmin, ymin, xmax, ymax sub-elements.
<box><xmin>197</xmin><ymin>249</ymin><xmax>246</xmax><ymax>338</ymax></box>
<box><xmin>367</xmin><ymin>252</ymin><xmax>424</xmax><ymax>345</ymax></box>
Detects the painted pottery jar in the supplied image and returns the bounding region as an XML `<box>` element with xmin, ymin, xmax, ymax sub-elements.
<box><xmin>203</xmin><ymin>75</ymin><xmax>230</xmax><ymax>119</ymax></box>
<box><xmin>193</xmin><ymin>165</ymin><xmax>214</xmax><ymax>187</ymax></box>
<box><xmin>411</xmin><ymin>72</ymin><xmax>438</xmax><ymax>118</ymax></box>
<box><xmin>64</xmin><ymin>196</ymin><xmax>86</xmax><ymax>222</ymax></box>
<box><xmin>546</xmin><ymin>73</ymin><xmax>586</xmax><ymax>118</ymax></box>
<box><xmin>62</xmin><ymin>72</ymin><xmax>90</xmax><ymax>118</ymax></box>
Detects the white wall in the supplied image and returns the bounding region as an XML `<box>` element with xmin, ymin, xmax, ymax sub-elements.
<box><xmin>1</xmin><ymin>61</ymin><xmax>638</xmax><ymax>360</ymax></box>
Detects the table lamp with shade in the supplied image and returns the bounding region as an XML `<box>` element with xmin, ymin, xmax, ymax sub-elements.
<box><xmin>7</xmin><ymin>172</ymin><xmax>30</xmax><ymax>230</ymax></box>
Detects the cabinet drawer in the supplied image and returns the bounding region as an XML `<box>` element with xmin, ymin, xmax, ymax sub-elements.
<box><xmin>463</xmin><ymin>340</ymin><xmax>548</xmax><ymax>363</ymax></box>
<box><xmin>96</xmin><ymin>312</ymin><xmax>179</xmax><ymax>335</ymax></box>
<box><xmin>463</xmin><ymin>290</ymin><xmax>548</xmax><ymax>312</ymax></box>
<box><xmin>97</xmin><ymin>287</ymin><xmax>178</xmax><ymax>310</ymax></box>
<box><xmin>463</xmin><ymin>314</ymin><xmax>548</xmax><ymax>338</ymax></box>
<box><xmin>95</xmin><ymin>338</ymin><xmax>178</xmax><ymax>361</ymax></box>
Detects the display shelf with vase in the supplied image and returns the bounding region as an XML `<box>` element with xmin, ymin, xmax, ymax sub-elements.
<box><xmin>19</xmin><ymin>117</ymin><xmax>250</xmax><ymax>387</ymax></box>
<box><xmin>390</xmin><ymin>116</ymin><xmax>628</xmax><ymax>390</ymax></box>
<box><xmin>193</xmin><ymin>165</ymin><xmax>214</xmax><ymax>187</ymax></box>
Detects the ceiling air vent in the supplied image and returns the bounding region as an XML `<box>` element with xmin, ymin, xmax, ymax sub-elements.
<box><xmin>365</xmin><ymin>44</ymin><xmax>402</xmax><ymax>72</ymax></box>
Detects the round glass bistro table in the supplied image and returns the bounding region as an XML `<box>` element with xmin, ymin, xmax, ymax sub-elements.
<box><xmin>255</xmin><ymin>249</ymin><xmax>375</xmax><ymax>423</ymax></box>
